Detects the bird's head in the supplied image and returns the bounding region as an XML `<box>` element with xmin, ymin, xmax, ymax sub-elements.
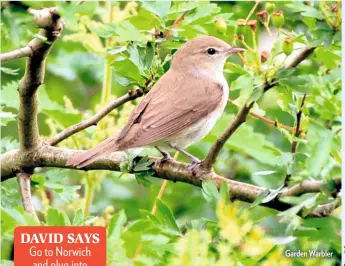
<box><xmin>171</xmin><ymin>36</ymin><xmax>245</xmax><ymax>74</ymax></box>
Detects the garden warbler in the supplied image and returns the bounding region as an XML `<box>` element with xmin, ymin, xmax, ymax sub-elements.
<box><xmin>67</xmin><ymin>36</ymin><xmax>244</xmax><ymax>168</ymax></box>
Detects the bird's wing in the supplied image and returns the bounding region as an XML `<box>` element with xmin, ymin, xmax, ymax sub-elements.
<box><xmin>116</xmin><ymin>70</ymin><xmax>225</xmax><ymax>149</ymax></box>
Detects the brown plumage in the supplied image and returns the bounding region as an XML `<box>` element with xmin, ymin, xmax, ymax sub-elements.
<box><xmin>66</xmin><ymin>36</ymin><xmax>244</xmax><ymax>168</ymax></box>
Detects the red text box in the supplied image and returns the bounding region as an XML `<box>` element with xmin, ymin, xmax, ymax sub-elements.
<box><xmin>14</xmin><ymin>226</ymin><xmax>106</xmax><ymax>266</ymax></box>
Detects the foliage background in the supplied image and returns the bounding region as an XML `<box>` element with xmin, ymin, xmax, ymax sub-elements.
<box><xmin>0</xmin><ymin>1</ymin><xmax>341</xmax><ymax>265</ymax></box>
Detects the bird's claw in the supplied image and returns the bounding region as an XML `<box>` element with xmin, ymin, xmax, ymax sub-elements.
<box><xmin>154</xmin><ymin>153</ymin><xmax>174</xmax><ymax>168</ymax></box>
<box><xmin>187</xmin><ymin>161</ymin><xmax>202</xmax><ymax>176</ymax></box>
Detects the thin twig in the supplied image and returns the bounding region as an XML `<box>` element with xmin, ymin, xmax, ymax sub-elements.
<box><xmin>17</xmin><ymin>173</ymin><xmax>39</xmax><ymax>222</ymax></box>
<box><xmin>280</xmin><ymin>179</ymin><xmax>341</xmax><ymax>198</ymax></box>
<box><xmin>201</xmin><ymin>102</ymin><xmax>254</xmax><ymax>171</ymax></box>
<box><xmin>309</xmin><ymin>198</ymin><xmax>341</xmax><ymax>217</ymax></box>
<box><xmin>0</xmin><ymin>46</ymin><xmax>33</xmax><ymax>62</ymax></box>
<box><xmin>284</xmin><ymin>93</ymin><xmax>307</xmax><ymax>185</ymax></box>
<box><xmin>228</xmin><ymin>98</ymin><xmax>295</xmax><ymax>132</ymax></box>
<box><xmin>47</xmin><ymin>89</ymin><xmax>143</xmax><ymax>146</ymax></box>
<box><xmin>164</xmin><ymin>10</ymin><xmax>189</xmax><ymax>38</ymax></box>
<box><xmin>245</xmin><ymin>1</ymin><xmax>260</xmax><ymax>23</ymax></box>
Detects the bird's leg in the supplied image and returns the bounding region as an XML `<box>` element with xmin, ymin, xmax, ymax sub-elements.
<box><xmin>168</xmin><ymin>143</ymin><xmax>201</xmax><ymax>164</ymax></box>
<box><xmin>155</xmin><ymin>146</ymin><xmax>173</xmax><ymax>167</ymax></box>
<box><xmin>168</xmin><ymin>144</ymin><xmax>205</xmax><ymax>175</ymax></box>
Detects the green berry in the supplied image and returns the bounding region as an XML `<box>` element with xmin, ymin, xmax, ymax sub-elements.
<box><xmin>265</xmin><ymin>3</ymin><xmax>275</xmax><ymax>14</ymax></box>
<box><xmin>215</xmin><ymin>18</ymin><xmax>227</xmax><ymax>34</ymax></box>
<box><xmin>282</xmin><ymin>36</ymin><xmax>294</xmax><ymax>55</ymax></box>
<box><xmin>272</xmin><ymin>10</ymin><xmax>284</xmax><ymax>28</ymax></box>
<box><xmin>235</xmin><ymin>19</ymin><xmax>247</xmax><ymax>35</ymax></box>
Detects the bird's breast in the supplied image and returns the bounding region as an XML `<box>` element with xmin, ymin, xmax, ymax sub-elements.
<box><xmin>167</xmin><ymin>76</ymin><xmax>229</xmax><ymax>148</ymax></box>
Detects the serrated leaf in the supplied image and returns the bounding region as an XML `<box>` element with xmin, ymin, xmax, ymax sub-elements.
<box><xmin>46</xmin><ymin>208</ymin><xmax>70</xmax><ymax>226</ymax></box>
<box><xmin>115</xmin><ymin>21</ymin><xmax>148</xmax><ymax>42</ymax></box>
<box><xmin>141</xmin><ymin>0</ymin><xmax>171</xmax><ymax>17</ymax></box>
<box><xmin>155</xmin><ymin>199</ymin><xmax>180</xmax><ymax>233</ymax></box>
<box><xmin>0</xmin><ymin>81</ymin><xmax>19</xmax><ymax>109</ymax></box>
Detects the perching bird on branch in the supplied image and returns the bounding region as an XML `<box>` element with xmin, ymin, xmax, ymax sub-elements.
<box><xmin>66</xmin><ymin>36</ymin><xmax>244</xmax><ymax>169</ymax></box>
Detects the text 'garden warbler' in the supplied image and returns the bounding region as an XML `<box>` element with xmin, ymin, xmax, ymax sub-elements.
<box><xmin>66</xmin><ymin>36</ymin><xmax>245</xmax><ymax>169</ymax></box>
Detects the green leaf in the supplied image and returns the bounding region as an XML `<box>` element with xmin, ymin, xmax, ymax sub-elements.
<box><xmin>1</xmin><ymin>207</ymin><xmax>39</xmax><ymax>233</ymax></box>
<box><xmin>0</xmin><ymin>137</ymin><xmax>19</xmax><ymax>153</ymax></box>
<box><xmin>134</xmin><ymin>171</ymin><xmax>152</xmax><ymax>187</ymax></box>
<box><xmin>307</xmin><ymin>127</ymin><xmax>333</xmax><ymax>178</ymax></box>
<box><xmin>295</xmin><ymin>217</ymin><xmax>341</xmax><ymax>252</ymax></box>
<box><xmin>201</xmin><ymin>180</ymin><xmax>220</xmax><ymax>204</ymax></box>
<box><xmin>155</xmin><ymin>199</ymin><xmax>180</xmax><ymax>233</ymax></box>
<box><xmin>315</xmin><ymin>46</ymin><xmax>341</xmax><ymax>69</ymax></box>
<box><xmin>0</xmin><ymin>110</ymin><xmax>16</xmax><ymax>126</ymax></box>
<box><xmin>0</xmin><ymin>81</ymin><xmax>19</xmax><ymax>109</ymax></box>
<box><xmin>108</xmin><ymin>45</ymin><xmax>127</xmax><ymax>55</ymax></box>
<box><xmin>141</xmin><ymin>0</ymin><xmax>171</xmax><ymax>18</ymax></box>
<box><xmin>230</xmin><ymin>74</ymin><xmax>254</xmax><ymax>98</ymax></box>
<box><xmin>250</xmin><ymin>189</ymin><xmax>270</xmax><ymax>208</ymax></box>
<box><xmin>91</xmin><ymin>23</ymin><xmax>117</xmax><ymax>38</ymax></box>
<box><xmin>72</xmin><ymin>209</ymin><xmax>83</xmax><ymax>226</ymax></box>
<box><xmin>108</xmin><ymin>209</ymin><xmax>127</xmax><ymax>240</ymax></box>
<box><xmin>285</xmin><ymin>3</ymin><xmax>323</xmax><ymax>19</ymax></box>
<box><xmin>115</xmin><ymin>21</ymin><xmax>149</xmax><ymax>42</ymax></box>
<box><xmin>46</xmin><ymin>208</ymin><xmax>70</xmax><ymax>226</ymax></box>
<box><xmin>1</xmin><ymin>67</ymin><xmax>19</xmax><ymax>75</ymax></box>
<box><xmin>112</xmin><ymin>56</ymin><xmax>146</xmax><ymax>86</ymax></box>
<box><xmin>134</xmin><ymin>155</ymin><xmax>153</xmax><ymax>172</ymax></box>
<box><xmin>278</xmin><ymin>193</ymin><xmax>320</xmax><ymax>221</ymax></box>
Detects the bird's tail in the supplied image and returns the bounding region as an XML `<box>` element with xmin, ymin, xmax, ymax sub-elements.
<box><xmin>66</xmin><ymin>137</ymin><xmax>118</xmax><ymax>168</ymax></box>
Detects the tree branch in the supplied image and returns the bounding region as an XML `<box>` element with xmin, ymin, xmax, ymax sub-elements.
<box><xmin>201</xmin><ymin>47</ymin><xmax>316</xmax><ymax>171</ymax></box>
<box><xmin>1</xmin><ymin>146</ymin><xmax>340</xmax><ymax>217</ymax></box>
<box><xmin>0</xmin><ymin>8</ymin><xmax>62</xmax><ymax>62</ymax></box>
<box><xmin>47</xmin><ymin>89</ymin><xmax>143</xmax><ymax>146</ymax></box>
<box><xmin>2</xmin><ymin>7</ymin><xmax>64</xmax><ymax>220</ymax></box>
<box><xmin>17</xmin><ymin>8</ymin><xmax>64</xmax><ymax>152</ymax></box>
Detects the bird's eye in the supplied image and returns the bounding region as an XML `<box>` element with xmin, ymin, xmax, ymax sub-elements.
<box><xmin>207</xmin><ymin>48</ymin><xmax>217</xmax><ymax>55</ymax></box>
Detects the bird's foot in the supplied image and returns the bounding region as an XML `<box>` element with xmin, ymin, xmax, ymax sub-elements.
<box><xmin>154</xmin><ymin>153</ymin><xmax>174</xmax><ymax>168</ymax></box>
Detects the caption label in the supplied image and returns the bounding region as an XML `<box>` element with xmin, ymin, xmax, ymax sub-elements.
<box><xmin>14</xmin><ymin>226</ymin><xmax>106</xmax><ymax>266</ymax></box>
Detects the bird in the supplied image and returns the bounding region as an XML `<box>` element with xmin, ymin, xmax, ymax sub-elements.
<box><xmin>66</xmin><ymin>36</ymin><xmax>245</xmax><ymax>169</ymax></box>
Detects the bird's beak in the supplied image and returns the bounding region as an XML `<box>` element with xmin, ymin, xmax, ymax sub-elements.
<box><xmin>226</xmin><ymin>47</ymin><xmax>246</xmax><ymax>55</ymax></box>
